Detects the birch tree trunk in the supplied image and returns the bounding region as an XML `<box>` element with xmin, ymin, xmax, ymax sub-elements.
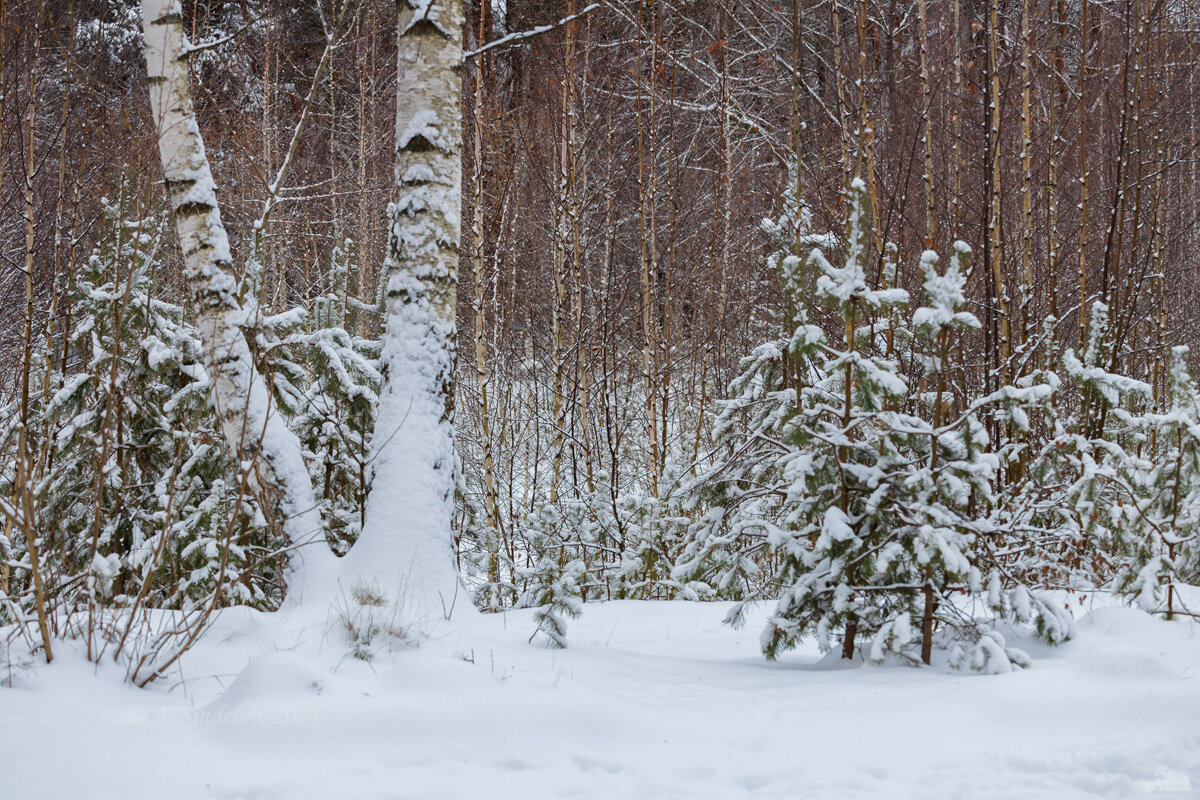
<box><xmin>469</xmin><ymin>7</ymin><xmax>502</xmax><ymax>593</ymax></box>
<box><xmin>343</xmin><ymin>0</ymin><xmax>468</xmax><ymax>623</ymax></box>
<box><xmin>141</xmin><ymin>0</ymin><xmax>335</xmax><ymax>602</ymax></box>
<box><xmin>1078</xmin><ymin>0</ymin><xmax>1090</xmax><ymax>350</ymax></box>
<box><xmin>636</xmin><ymin>3</ymin><xmax>660</xmax><ymax>498</ymax></box>
<box><xmin>987</xmin><ymin>0</ymin><xmax>1010</xmax><ymax>385</ymax></box>
<box><xmin>918</xmin><ymin>0</ymin><xmax>936</xmax><ymax>248</ymax></box>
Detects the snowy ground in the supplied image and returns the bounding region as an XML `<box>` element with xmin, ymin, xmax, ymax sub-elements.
<box><xmin>3</xmin><ymin>595</ymin><xmax>1199</xmax><ymax>799</ymax></box>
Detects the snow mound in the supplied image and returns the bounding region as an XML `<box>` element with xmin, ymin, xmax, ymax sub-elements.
<box><xmin>206</xmin><ymin>651</ymin><xmax>327</xmax><ymax>713</ymax></box>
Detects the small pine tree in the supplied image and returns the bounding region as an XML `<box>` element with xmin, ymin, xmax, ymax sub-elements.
<box><xmin>517</xmin><ymin>504</ymin><xmax>584</xmax><ymax>648</ymax></box>
<box><xmin>674</xmin><ymin>164</ymin><xmax>831</xmax><ymax>604</ymax></box>
<box><xmin>864</xmin><ymin>245</ymin><xmax>990</xmax><ymax>665</ymax></box>
<box><xmin>16</xmin><ymin>196</ymin><xmax>280</xmax><ymax>613</ymax></box>
<box><xmin>292</xmin><ymin>241</ymin><xmax>381</xmax><ymax>555</ymax></box>
<box><xmin>683</xmin><ymin>179</ymin><xmax>1075</xmax><ymax>669</ymax></box>
<box><xmin>1116</xmin><ymin>346</ymin><xmax>1200</xmax><ymax>618</ymax></box>
<box><xmin>240</xmin><ymin>240</ymin><xmax>380</xmax><ymax>556</ymax></box>
<box><xmin>1014</xmin><ymin>302</ymin><xmax>1151</xmax><ymax>592</ymax></box>
<box><xmin>759</xmin><ymin>178</ymin><xmax>910</xmax><ymax>661</ymax></box>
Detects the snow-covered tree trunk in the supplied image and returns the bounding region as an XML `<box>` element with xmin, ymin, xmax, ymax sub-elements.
<box><xmin>342</xmin><ymin>0</ymin><xmax>467</xmax><ymax>624</ymax></box>
<box><xmin>141</xmin><ymin>0</ymin><xmax>335</xmax><ymax>602</ymax></box>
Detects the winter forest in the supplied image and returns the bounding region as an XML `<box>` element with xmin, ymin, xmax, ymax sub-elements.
<box><xmin>2</xmin><ymin>0</ymin><xmax>1200</xmax><ymax>796</ymax></box>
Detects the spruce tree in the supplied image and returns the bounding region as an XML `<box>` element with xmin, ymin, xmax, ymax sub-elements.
<box><xmin>18</xmin><ymin>197</ymin><xmax>280</xmax><ymax>613</ymax></box>
<box><xmin>674</xmin><ymin>163</ymin><xmax>831</xmax><ymax>606</ymax></box>
<box><xmin>759</xmin><ymin>178</ymin><xmax>910</xmax><ymax>660</ymax></box>
<box><xmin>293</xmin><ymin>241</ymin><xmax>381</xmax><ymax>556</ymax></box>
<box><xmin>1116</xmin><ymin>347</ymin><xmax>1200</xmax><ymax>618</ymax></box>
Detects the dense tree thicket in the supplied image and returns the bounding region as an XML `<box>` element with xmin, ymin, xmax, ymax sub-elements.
<box><xmin>2</xmin><ymin>0</ymin><xmax>1199</xmax><ymax>672</ymax></box>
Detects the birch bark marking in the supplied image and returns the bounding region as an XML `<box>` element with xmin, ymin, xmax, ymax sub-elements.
<box><xmin>987</xmin><ymin>0</ymin><xmax>1010</xmax><ymax>384</ymax></box>
<box><xmin>918</xmin><ymin>0</ymin><xmax>936</xmax><ymax>247</ymax></box>
<box><xmin>345</xmin><ymin>0</ymin><xmax>467</xmax><ymax>620</ymax></box>
<box><xmin>1018</xmin><ymin>0</ymin><xmax>1034</xmax><ymax>347</ymax></box>
<box><xmin>469</xmin><ymin>4</ymin><xmax>501</xmax><ymax>588</ymax></box>
<box><xmin>1077</xmin><ymin>0</ymin><xmax>1090</xmax><ymax>350</ymax></box>
<box><xmin>141</xmin><ymin>0</ymin><xmax>335</xmax><ymax>601</ymax></box>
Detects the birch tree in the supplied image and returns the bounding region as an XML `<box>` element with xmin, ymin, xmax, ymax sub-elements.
<box><xmin>140</xmin><ymin>0</ymin><xmax>336</xmax><ymax>601</ymax></box>
<box><xmin>341</xmin><ymin>0</ymin><xmax>468</xmax><ymax>623</ymax></box>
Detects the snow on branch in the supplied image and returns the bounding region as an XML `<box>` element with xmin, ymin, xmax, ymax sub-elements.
<box><xmin>464</xmin><ymin>3</ymin><xmax>602</xmax><ymax>60</ymax></box>
<box><xmin>181</xmin><ymin>13</ymin><xmax>265</xmax><ymax>56</ymax></box>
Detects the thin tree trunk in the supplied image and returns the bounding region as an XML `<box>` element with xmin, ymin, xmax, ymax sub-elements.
<box><xmin>919</xmin><ymin>0</ymin><xmax>936</xmax><ymax>247</ymax></box>
<box><xmin>1018</xmin><ymin>0</ymin><xmax>1035</xmax><ymax>349</ymax></box>
<box><xmin>637</xmin><ymin>2</ymin><xmax>660</xmax><ymax>498</ymax></box>
<box><xmin>469</xmin><ymin>4</ymin><xmax>501</xmax><ymax>590</ymax></box>
<box><xmin>548</xmin><ymin>1</ymin><xmax>577</xmax><ymax>505</ymax></box>
<box><xmin>141</xmin><ymin>0</ymin><xmax>335</xmax><ymax>601</ymax></box>
<box><xmin>833</xmin><ymin>3</ymin><xmax>853</xmax><ymax>198</ymax></box>
<box><xmin>987</xmin><ymin>0</ymin><xmax>1010</xmax><ymax>384</ymax></box>
<box><xmin>921</xmin><ymin>581</ymin><xmax>936</xmax><ymax>665</ymax></box>
<box><xmin>842</xmin><ymin>618</ymin><xmax>858</xmax><ymax>660</ymax></box>
<box><xmin>572</xmin><ymin>9</ymin><xmax>594</xmax><ymax>497</ymax></box>
<box><xmin>1078</xmin><ymin>0</ymin><xmax>1090</xmax><ymax>349</ymax></box>
<box><xmin>1047</xmin><ymin>0</ymin><xmax>1063</xmax><ymax>321</ymax></box>
<box><xmin>952</xmin><ymin>0</ymin><xmax>964</xmax><ymax>233</ymax></box>
<box><xmin>16</xmin><ymin>7</ymin><xmax>53</xmax><ymax>662</ymax></box>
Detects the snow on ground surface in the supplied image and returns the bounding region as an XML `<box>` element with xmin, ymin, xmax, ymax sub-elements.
<box><xmin>3</xmin><ymin>595</ymin><xmax>1199</xmax><ymax>799</ymax></box>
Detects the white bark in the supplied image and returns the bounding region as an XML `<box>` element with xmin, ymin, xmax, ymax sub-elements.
<box><xmin>141</xmin><ymin>0</ymin><xmax>336</xmax><ymax>602</ymax></box>
<box><xmin>341</xmin><ymin>0</ymin><xmax>469</xmax><ymax>624</ymax></box>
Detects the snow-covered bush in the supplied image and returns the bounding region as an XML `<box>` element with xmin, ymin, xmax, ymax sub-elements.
<box><xmin>678</xmin><ymin>181</ymin><xmax>1095</xmax><ymax>669</ymax></box>
<box><xmin>5</xmin><ymin>196</ymin><xmax>280</xmax><ymax>616</ymax></box>
<box><xmin>0</xmin><ymin>194</ymin><xmax>391</xmax><ymax>672</ymax></box>
<box><xmin>1114</xmin><ymin>347</ymin><xmax>1200</xmax><ymax>618</ymax></box>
